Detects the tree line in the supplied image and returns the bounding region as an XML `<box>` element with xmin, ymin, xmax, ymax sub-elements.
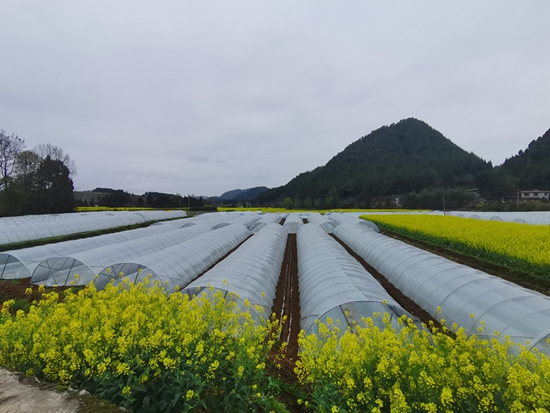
<box><xmin>0</xmin><ymin>129</ymin><xmax>75</xmax><ymax>216</ymax></box>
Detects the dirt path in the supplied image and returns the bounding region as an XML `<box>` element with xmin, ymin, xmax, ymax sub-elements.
<box><xmin>0</xmin><ymin>367</ymin><xmax>120</xmax><ymax>413</ymax></box>
<box><xmin>268</xmin><ymin>233</ymin><xmax>305</xmax><ymax>413</ymax></box>
<box><xmin>270</xmin><ymin>234</ymin><xmax>301</xmax><ymax>364</ymax></box>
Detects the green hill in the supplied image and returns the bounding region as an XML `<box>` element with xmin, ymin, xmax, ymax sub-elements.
<box><xmin>254</xmin><ymin>118</ymin><xmax>491</xmax><ymax>207</ymax></box>
<box><xmin>501</xmin><ymin>127</ymin><xmax>550</xmax><ymax>189</ymax></box>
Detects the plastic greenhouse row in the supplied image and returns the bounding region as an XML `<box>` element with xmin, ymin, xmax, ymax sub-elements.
<box><xmin>333</xmin><ymin>222</ymin><xmax>550</xmax><ymax>354</ymax></box>
<box><xmin>31</xmin><ymin>224</ymin><xmax>213</xmax><ymax>286</ymax></box>
<box><xmin>181</xmin><ymin>223</ymin><xmax>287</xmax><ymax>320</ymax></box>
<box><xmin>0</xmin><ymin>222</ymin><xmax>181</xmax><ymax>279</ymax></box>
<box><xmin>184</xmin><ymin>211</ymin><xmax>259</xmax><ymax>230</ymax></box>
<box><xmin>448</xmin><ymin>210</ymin><xmax>550</xmax><ymax>225</ymax></box>
<box><xmin>0</xmin><ymin>210</ymin><xmax>187</xmax><ymax>245</ymax></box>
<box><xmin>297</xmin><ymin>224</ymin><xmax>416</xmax><ymax>334</ymax></box>
<box><xmin>282</xmin><ymin>213</ymin><xmax>304</xmax><ymax>234</ymax></box>
<box><xmin>93</xmin><ymin>224</ymin><xmax>251</xmax><ymax>293</ymax></box>
<box><xmin>0</xmin><ymin>212</ymin><xmax>261</xmax><ymax>282</ymax></box>
<box><xmin>304</xmin><ymin>213</ymin><xmax>335</xmax><ymax>233</ymax></box>
<box><xmin>249</xmin><ymin>213</ymin><xmax>283</xmax><ymax>233</ymax></box>
<box><xmin>327</xmin><ymin>213</ymin><xmax>380</xmax><ymax>232</ymax></box>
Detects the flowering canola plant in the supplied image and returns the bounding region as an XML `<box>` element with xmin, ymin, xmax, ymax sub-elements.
<box><xmin>295</xmin><ymin>315</ymin><xmax>550</xmax><ymax>412</ymax></box>
<box><xmin>360</xmin><ymin>214</ymin><xmax>550</xmax><ymax>277</ymax></box>
<box><xmin>0</xmin><ymin>280</ymin><xmax>284</xmax><ymax>413</ymax></box>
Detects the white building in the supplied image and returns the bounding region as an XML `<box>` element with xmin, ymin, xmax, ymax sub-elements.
<box><xmin>520</xmin><ymin>190</ymin><xmax>550</xmax><ymax>201</ymax></box>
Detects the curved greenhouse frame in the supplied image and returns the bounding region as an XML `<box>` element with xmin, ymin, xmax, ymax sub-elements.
<box><xmin>328</xmin><ymin>213</ymin><xmax>379</xmax><ymax>232</ymax></box>
<box><xmin>304</xmin><ymin>213</ymin><xmax>335</xmax><ymax>233</ymax></box>
<box><xmin>297</xmin><ymin>224</ymin><xmax>416</xmax><ymax>335</ymax></box>
<box><xmin>249</xmin><ymin>214</ymin><xmax>283</xmax><ymax>233</ymax></box>
<box><xmin>94</xmin><ymin>224</ymin><xmax>251</xmax><ymax>293</ymax></box>
<box><xmin>448</xmin><ymin>211</ymin><xmax>550</xmax><ymax>225</ymax></box>
<box><xmin>283</xmin><ymin>213</ymin><xmax>304</xmax><ymax>234</ymax></box>
<box><xmin>31</xmin><ymin>224</ymin><xmax>212</xmax><ymax>286</ymax></box>
<box><xmin>181</xmin><ymin>223</ymin><xmax>287</xmax><ymax>320</ymax></box>
<box><xmin>229</xmin><ymin>213</ymin><xmax>262</xmax><ymax>229</ymax></box>
<box><xmin>333</xmin><ymin>222</ymin><xmax>550</xmax><ymax>354</ymax></box>
<box><xmin>0</xmin><ymin>224</ymin><xmax>179</xmax><ymax>279</ymax></box>
<box><xmin>0</xmin><ymin>210</ymin><xmax>186</xmax><ymax>246</ymax></box>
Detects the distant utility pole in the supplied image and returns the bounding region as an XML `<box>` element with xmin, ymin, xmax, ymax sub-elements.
<box><xmin>443</xmin><ymin>196</ymin><xmax>446</xmax><ymax>215</ymax></box>
<box><xmin>517</xmin><ymin>188</ymin><xmax>520</xmax><ymax>205</ymax></box>
<box><xmin>188</xmin><ymin>194</ymin><xmax>191</xmax><ymax>210</ymax></box>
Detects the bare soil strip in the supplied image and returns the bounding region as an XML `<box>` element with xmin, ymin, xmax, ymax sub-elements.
<box><xmin>270</xmin><ymin>234</ymin><xmax>301</xmax><ymax>366</ymax></box>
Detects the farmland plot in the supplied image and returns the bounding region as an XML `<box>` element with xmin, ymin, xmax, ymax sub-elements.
<box><xmin>1</xmin><ymin>212</ymin><xmax>550</xmax><ymax>412</ymax></box>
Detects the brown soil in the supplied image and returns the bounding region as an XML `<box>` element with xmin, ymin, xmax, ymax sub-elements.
<box><xmin>269</xmin><ymin>233</ymin><xmax>305</xmax><ymax>413</ymax></box>
<box><xmin>0</xmin><ymin>278</ymin><xmax>77</xmax><ymax>312</ymax></box>
<box><xmin>0</xmin><ymin>278</ymin><xmax>40</xmax><ymax>307</ymax></box>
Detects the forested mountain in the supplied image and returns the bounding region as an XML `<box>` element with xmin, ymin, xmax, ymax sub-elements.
<box><xmin>500</xmin><ymin>128</ymin><xmax>550</xmax><ymax>189</ymax></box>
<box><xmin>254</xmin><ymin>118</ymin><xmax>491</xmax><ymax>207</ymax></box>
<box><xmin>220</xmin><ymin>186</ymin><xmax>269</xmax><ymax>201</ymax></box>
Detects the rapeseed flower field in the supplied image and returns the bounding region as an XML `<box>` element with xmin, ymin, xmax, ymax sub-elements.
<box><xmin>360</xmin><ymin>214</ymin><xmax>550</xmax><ymax>278</ymax></box>
<box><xmin>0</xmin><ymin>280</ymin><xmax>284</xmax><ymax>413</ymax></box>
<box><xmin>295</xmin><ymin>315</ymin><xmax>550</xmax><ymax>412</ymax></box>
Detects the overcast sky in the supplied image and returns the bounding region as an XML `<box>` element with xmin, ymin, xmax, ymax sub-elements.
<box><xmin>1</xmin><ymin>2</ymin><xmax>549</xmax><ymax>196</ymax></box>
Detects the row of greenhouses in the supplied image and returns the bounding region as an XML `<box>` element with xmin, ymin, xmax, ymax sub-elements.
<box><xmin>0</xmin><ymin>210</ymin><xmax>187</xmax><ymax>245</ymax></box>
<box><xmin>0</xmin><ymin>212</ymin><xmax>256</xmax><ymax>282</ymax></box>
<box><xmin>448</xmin><ymin>210</ymin><xmax>550</xmax><ymax>225</ymax></box>
<box><xmin>333</xmin><ymin>220</ymin><xmax>550</xmax><ymax>354</ymax></box>
<box><xmin>2</xmin><ymin>211</ymin><xmax>550</xmax><ymax>354</ymax></box>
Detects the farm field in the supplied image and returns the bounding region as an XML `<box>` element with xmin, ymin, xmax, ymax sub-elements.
<box><xmin>1</xmin><ymin>212</ymin><xmax>550</xmax><ymax>412</ymax></box>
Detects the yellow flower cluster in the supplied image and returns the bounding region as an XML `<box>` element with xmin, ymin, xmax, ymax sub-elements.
<box><xmin>0</xmin><ymin>281</ymin><xmax>282</xmax><ymax>412</ymax></box>
<box><xmin>360</xmin><ymin>214</ymin><xmax>550</xmax><ymax>276</ymax></box>
<box><xmin>295</xmin><ymin>315</ymin><xmax>550</xmax><ymax>412</ymax></box>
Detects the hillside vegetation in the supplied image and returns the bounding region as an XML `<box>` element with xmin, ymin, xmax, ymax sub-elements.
<box><xmin>254</xmin><ymin>118</ymin><xmax>491</xmax><ymax>208</ymax></box>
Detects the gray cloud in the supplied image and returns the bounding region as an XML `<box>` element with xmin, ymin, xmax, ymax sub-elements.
<box><xmin>1</xmin><ymin>1</ymin><xmax>549</xmax><ymax>196</ymax></box>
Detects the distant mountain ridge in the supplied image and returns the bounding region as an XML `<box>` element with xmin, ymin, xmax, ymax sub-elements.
<box><xmin>216</xmin><ymin>186</ymin><xmax>270</xmax><ymax>202</ymax></box>
<box><xmin>254</xmin><ymin>118</ymin><xmax>492</xmax><ymax>206</ymax></box>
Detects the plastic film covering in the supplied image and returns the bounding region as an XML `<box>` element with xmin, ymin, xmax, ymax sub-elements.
<box><xmin>181</xmin><ymin>223</ymin><xmax>287</xmax><ymax>320</ymax></box>
<box><xmin>448</xmin><ymin>211</ymin><xmax>550</xmax><ymax>225</ymax></box>
<box><xmin>305</xmin><ymin>213</ymin><xmax>335</xmax><ymax>233</ymax></box>
<box><xmin>95</xmin><ymin>224</ymin><xmax>251</xmax><ymax>293</ymax></box>
<box><xmin>0</xmin><ymin>224</ymin><xmax>178</xmax><ymax>280</ymax></box>
<box><xmin>31</xmin><ymin>224</ymin><xmax>212</xmax><ymax>286</ymax></box>
<box><xmin>229</xmin><ymin>213</ymin><xmax>262</xmax><ymax>229</ymax></box>
<box><xmin>328</xmin><ymin>213</ymin><xmax>380</xmax><ymax>232</ymax></box>
<box><xmin>333</xmin><ymin>222</ymin><xmax>550</xmax><ymax>354</ymax></box>
<box><xmin>283</xmin><ymin>213</ymin><xmax>304</xmax><ymax>234</ymax></box>
<box><xmin>187</xmin><ymin>212</ymin><xmax>243</xmax><ymax>230</ymax></box>
<box><xmin>297</xmin><ymin>224</ymin><xmax>416</xmax><ymax>335</ymax></box>
<box><xmin>0</xmin><ymin>210</ymin><xmax>186</xmax><ymax>246</ymax></box>
<box><xmin>249</xmin><ymin>214</ymin><xmax>283</xmax><ymax>233</ymax></box>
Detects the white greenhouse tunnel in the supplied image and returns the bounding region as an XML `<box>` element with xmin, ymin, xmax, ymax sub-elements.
<box><xmin>334</xmin><ymin>222</ymin><xmax>550</xmax><ymax>354</ymax></box>
<box><xmin>297</xmin><ymin>224</ymin><xmax>418</xmax><ymax>335</ymax></box>
<box><xmin>181</xmin><ymin>223</ymin><xmax>287</xmax><ymax>320</ymax></box>
<box><xmin>249</xmin><ymin>213</ymin><xmax>283</xmax><ymax>233</ymax></box>
<box><xmin>31</xmin><ymin>224</ymin><xmax>213</xmax><ymax>286</ymax></box>
<box><xmin>448</xmin><ymin>210</ymin><xmax>550</xmax><ymax>225</ymax></box>
<box><xmin>0</xmin><ymin>223</ymin><xmax>181</xmax><ymax>280</ymax></box>
<box><xmin>94</xmin><ymin>224</ymin><xmax>251</xmax><ymax>293</ymax></box>
<box><xmin>283</xmin><ymin>213</ymin><xmax>304</xmax><ymax>234</ymax></box>
<box><xmin>328</xmin><ymin>212</ymin><xmax>380</xmax><ymax>232</ymax></box>
<box><xmin>304</xmin><ymin>213</ymin><xmax>335</xmax><ymax>233</ymax></box>
<box><xmin>0</xmin><ymin>210</ymin><xmax>187</xmax><ymax>245</ymax></box>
